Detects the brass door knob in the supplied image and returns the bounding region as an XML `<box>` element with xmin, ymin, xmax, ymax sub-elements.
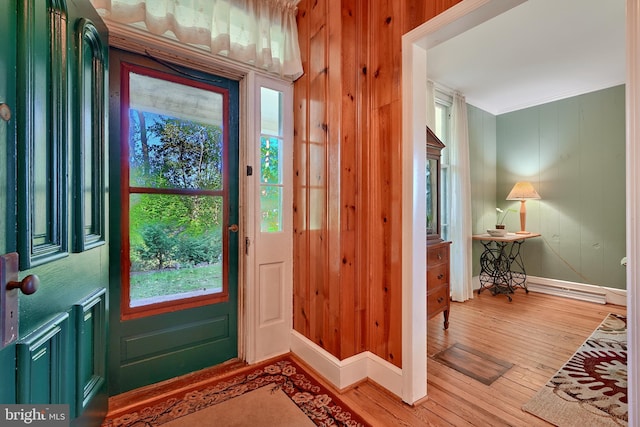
<box><xmin>228</xmin><ymin>224</ymin><xmax>239</xmax><ymax>232</ymax></box>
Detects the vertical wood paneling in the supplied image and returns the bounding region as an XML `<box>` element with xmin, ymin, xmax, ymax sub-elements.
<box><xmin>339</xmin><ymin>0</ymin><xmax>368</xmax><ymax>358</ymax></box>
<box><xmin>293</xmin><ymin>0</ymin><xmax>309</xmax><ymax>337</ymax></box>
<box><xmin>293</xmin><ymin>0</ymin><xmax>462</xmax><ymax>367</ymax></box>
<box><xmin>368</xmin><ymin>0</ymin><xmax>398</xmax><ymax>366</ymax></box>
<box><xmin>326</xmin><ymin>0</ymin><xmax>343</xmax><ymax>355</ymax></box>
<box><xmin>307</xmin><ymin>0</ymin><xmax>327</xmax><ymax>350</ymax></box>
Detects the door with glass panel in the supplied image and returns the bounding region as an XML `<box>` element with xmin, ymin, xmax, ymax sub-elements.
<box><xmin>247</xmin><ymin>77</ymin><xmax>293</xmax><ymax>362</ymax></box>
<box><xmin>109</xmin><ymin>49</ymin><xmax>239</xmax><ymax>393</ymax></box>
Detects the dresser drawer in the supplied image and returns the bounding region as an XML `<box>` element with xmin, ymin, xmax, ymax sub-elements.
<box><xmin>427</xmin><ymin>243</ymin><xmax>450</xmax><ymax>266</ymax></box>
<box><xmin>427</xmin><ymin>283</ymin><xmax>449</xmax><ymax>318</ymax></box>
<box><xmin>426</xmin><ymin>241</ymin><xmax>451</xmax><ymax>328</ymax></box>
<box><xmin>427</xmin><ymin>263</ymin><xmax>448</xmax><ymax>289</ymax></box>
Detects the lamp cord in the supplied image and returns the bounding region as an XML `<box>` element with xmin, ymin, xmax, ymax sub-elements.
<box><xmin>540</xmin><ymin>235</ymin><xmax>627</xmax><ymax>297</ymax></box>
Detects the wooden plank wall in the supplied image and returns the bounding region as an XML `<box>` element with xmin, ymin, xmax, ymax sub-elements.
<box><xmin>294</xmin><ymin>0</ymin><xmax>461</xmax><ymax>367</ymax></box>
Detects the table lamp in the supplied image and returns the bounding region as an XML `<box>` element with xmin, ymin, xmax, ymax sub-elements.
<box><xmin>506</xmin><ymin>181</ymin><xmax>541</xmax><ymax>234</ymax></box>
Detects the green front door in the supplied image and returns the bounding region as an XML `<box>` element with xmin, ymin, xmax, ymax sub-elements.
<box><xmin>0</xmin><ymin>0</ymin><xmax>18</xmax><ymax>404</ymax></box>
<box><xmin>108</xmin><ymin>49</ymin><xmax>240</xmax><ymax>393</ymax></box>
<box><xmin>0</xmin><ymin>0</ymin><xmax>109</xmax><ymax>425</ymax></box>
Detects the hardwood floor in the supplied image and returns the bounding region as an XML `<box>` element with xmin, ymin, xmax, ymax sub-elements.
<box><xmin>336</xmin><ymin>291</ymin><xmax>626</xmax><ymax>426</ymax></box>
<box><xmin>105</xmin><ymin>291</ymin><xmax>626</xmax><ymax>426</ymax></box>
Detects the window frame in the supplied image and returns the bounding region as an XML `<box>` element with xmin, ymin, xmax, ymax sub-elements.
<box><xmin>434</xmin><ymin>94</ymin><xmax>451</xmax><ymax>242</ymax></box>
<box><xmin>119</xmin><ymin>62</ymin><xmax>232</xmax><ymax>320</ymax></box>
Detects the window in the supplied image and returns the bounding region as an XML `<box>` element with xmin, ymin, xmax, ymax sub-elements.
<box><xmin>259</xmin><ymin>87</ymin><xmax>284</xmax><ymax>232</ymax></box>
<box><xmin>122</xmin><ymin>64</ymin><xmax>234</xmax><ymax>316</ymax></box>
<box><xmin>434</xmin><ymin>98</ymin><xmax>451</xmax><ymax>241</ymax></box>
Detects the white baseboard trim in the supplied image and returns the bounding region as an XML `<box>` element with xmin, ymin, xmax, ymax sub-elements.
<box><xmin>526</xmin><ymin>276</ymin><xmax>626</xmax><ymax>306</ymax></box>
<box><xmin>290</xmin><ymin>330</ymin><xmax>403</xmax><ymax>397</ymax></box>
<box><xmin>472</xmin><ymin>275</ymin><xmax>627</xmax><ymax>306</ymax></box>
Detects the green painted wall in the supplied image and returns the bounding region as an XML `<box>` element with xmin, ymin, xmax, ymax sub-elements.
<box><xmin>469</xmin><ymin>104</ymin><xmax>498</xmax><ymax>234</ymax></box>
<box><xmin>484</xmin><ymin>84</ymin><xmax>626</xmax><ymax>289</ymax></box>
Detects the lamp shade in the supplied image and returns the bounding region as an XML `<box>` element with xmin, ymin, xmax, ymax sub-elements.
<box><xmin>506</xmin><ymin>181</ymin><xmax>541</xmax><ymax>200</ymax></box>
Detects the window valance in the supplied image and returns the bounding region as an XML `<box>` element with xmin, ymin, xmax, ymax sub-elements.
<box><xmin>90</xmin><ymin>0</ymin><xmax>303</xmax><ymax>80</ymax></box>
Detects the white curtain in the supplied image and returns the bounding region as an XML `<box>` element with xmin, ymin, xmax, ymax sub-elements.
<box><xmin>449</xmin><ymin>92</ymin><xmax>474</xmax><ymax>301</ymax></box>
<box><xmin>90</xmin><ymin>0</ymin><xmax>303</xmax><ymax>80</ymax></box>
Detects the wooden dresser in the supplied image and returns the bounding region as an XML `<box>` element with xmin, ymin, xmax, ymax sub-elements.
<box><xmin>427</xmin><ymin>240</ymin><xmax>451</xmax><ymax>329</ymax></box>
<box><xmin>425</xmin><ymin>126</ymin><xmax>451</xmax><ymax>329</ymax></box>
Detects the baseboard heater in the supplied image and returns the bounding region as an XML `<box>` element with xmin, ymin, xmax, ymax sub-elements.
<box><xmin>526</xmin><ymin>280</ymin><xmax>607</xmax><ymax>305</ymax></box>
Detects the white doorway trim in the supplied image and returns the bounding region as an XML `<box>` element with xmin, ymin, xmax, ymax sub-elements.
<box><xmin>401</xmin><ymin>3</ymin><xmax>638</xmax><ymax>423</ymax></box>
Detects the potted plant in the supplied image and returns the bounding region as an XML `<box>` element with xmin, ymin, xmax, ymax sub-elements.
<box><xmin>496</xmin><ymin>207</ymin><xmax>516</xmax><ymax>230</ymax></box>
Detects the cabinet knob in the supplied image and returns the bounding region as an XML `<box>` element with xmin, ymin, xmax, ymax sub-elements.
<box><xmin>437</xmin><ymin>297</ymin><xmax>444</xmax><ymax>303</ymax></box>
<box><xmin>437</xmin><ymin>274</ymin><xmax>444</xmax><ymax>280</ymax></box>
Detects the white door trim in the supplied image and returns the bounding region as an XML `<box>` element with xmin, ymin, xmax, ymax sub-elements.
<box><xmin>625</xmin><ymin>1</ymin><xmax>640</xmax><ymax>424</ymax></box>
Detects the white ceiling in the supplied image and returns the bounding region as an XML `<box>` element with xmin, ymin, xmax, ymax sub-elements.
<box><xmin>426</xmin><ymin>0</ymin><xmax>626</xmax><ymax>115</ymax></box>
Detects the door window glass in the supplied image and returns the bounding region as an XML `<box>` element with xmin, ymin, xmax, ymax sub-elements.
<box><xmin>124</xmin><ymin>68</ymin><xmax>229</xmax><ymax>313</ymax></box>
<box><xmin>259</xmin><ymin>87</ymin><xmax>284</xmax><ymax>232</ymax></box>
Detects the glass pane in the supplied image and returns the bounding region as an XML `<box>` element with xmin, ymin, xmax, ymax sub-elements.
<box><xmin>260</xmin><ymin>185</ymin><xmax>282</xmax><ymax>232</ymax></box>
<box><xmin>260</xmin><ymin>87</ymin><xmax>282</xmax><ymax>135</ymax></box>
<box><xmin>259</xmin><ymin>86</ymin><xmax>285</xmax><ymax>234</ymax></box>
<box><xmin>261</xmin><ymin>136</ymin><xmax>282</xmax><ymax>184</ymax></box>
<box><xmin>129</xmin><ymin>73</ymin><xmax>224</xmax><ymax>190</ymax></box>
<box><xmin>83</xmin><ymin>47</ymin><xmax>96</xmax><ymax>236</ymax></box>
<box><xmin>441</xmin><ymin>167</ymin><xmax>450</xmax><ymax>241</ymax></box>
<box><xmin>426</xmin><ymin>159</ymin><xmax>437</xmax><ymax>234</ymax></box>
<box><xmin>129</xmin><ymin>193</ymin><xmax>224</xmax><ymax>307</ymax></box>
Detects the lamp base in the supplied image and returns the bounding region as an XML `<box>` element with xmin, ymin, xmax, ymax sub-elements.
<box><xmin>516</xmin><ymin>230</ymin><xmax>531</xmax><ymax>235</ymax></box>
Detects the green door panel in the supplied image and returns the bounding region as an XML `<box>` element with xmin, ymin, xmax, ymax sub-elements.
<box><xmin>16</xmin><ymin>0</ymin><xmax>69</xmax><ymax>269</ymax></box>
<box><xmin>2</xmin><ymin>1</ymin><xmax>110</xmax><ymax>425</ymax></box>
<box><xmin>0</xmin><ymin>0</ymin><xmax>18</xmax><ymax>406</ymax></box>
<box><xmin>118</xmin><ymin>309</ymin><xmax>235</xmax><ymax>391</ymax></box>
<box><xmin>16</xmin><ymin>313</ymin><xmax>70</xmax><ymax>407</ymax></box>
<box><xmin>0</xmin><ymin>0</ymin><xmax>16</xmax><ymax>257</ymax></box>
<box><xmin>73</xmin><ymin>289</ymin><xmax>106</xmax><ymax>417</ymax></box>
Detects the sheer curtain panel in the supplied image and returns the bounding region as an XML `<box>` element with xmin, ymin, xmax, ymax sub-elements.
<box><xmin>91</xmin><ymin>0</ymin><xmax>303</xmax><ymax>79</ymax></box>
<box><xmin>450</xmin><ymin>91</ymin><xmax>473</xmax><ymax>302</ymax></box>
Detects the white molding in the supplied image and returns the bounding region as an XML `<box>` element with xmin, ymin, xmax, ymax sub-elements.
<box><xmin>626</xmin><ymin>1</ymin><xmax>640</xmax><ymax>425</ymax></box>
<box><xmin>526</xmin><ymin>276</ymin><xmax>626</xmax><ymax>306</ymax></box>
<box><xmin>472</xmin><ymin>275</ymin><xmax>626</xmax><ymax>305</ymax></box>
<box><xmin>242</xmin><ymin>71</ymin><xmax>257</xmax><ymax>363</ymax></box>
<box><xmin>401</xmin><ymin>35</ymin><xmax>428</xmax><ymax>405</ymax></box>
<box><xmin>290</xmin><ymin>331</ymin><xmax>403</xmax><ymax>397</ymax></box>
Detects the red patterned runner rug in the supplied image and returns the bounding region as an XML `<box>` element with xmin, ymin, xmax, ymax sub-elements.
<box><xmin>103</xmin><ymin>356</ymin><xmax>371</xmax><ymax>427</ymax></box>
<box><xmin>522</xmin><ymin>313</ymin><xmax>627</xmax><ymax>426</ymax></box>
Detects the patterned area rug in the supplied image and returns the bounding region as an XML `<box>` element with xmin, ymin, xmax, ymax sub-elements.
<box><xmin>103</xmin><ymin>357</ymin><xmax>370</xmax><ymax>427</ymax></box>
<box><xmin>522</xmin><ymin>313</ymin><xmax>627</xmax><ymax>426</ymax></box>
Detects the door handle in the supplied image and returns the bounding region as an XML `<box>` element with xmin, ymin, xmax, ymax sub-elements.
<box><xmin>7</xmin><ymin>275</ymin><xmax>39</xmax><ymax>295</ymax></box>
<box><xmin>1</xmin><ymin>253</ymin><xmax>39</xmax><ymax>349</ymax></box>
<box><xmin>228</xmin><ymin>224</ymin><xmax>239</xmax><ymax>232</ymax></box>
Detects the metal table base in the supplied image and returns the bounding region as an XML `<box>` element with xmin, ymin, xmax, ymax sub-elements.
<box><xmin>473</xmin><ymin>233</ymin><xmax>540</xmax><ymax>302</ymax></box>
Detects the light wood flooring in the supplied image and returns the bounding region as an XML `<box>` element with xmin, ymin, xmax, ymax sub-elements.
<box><xmin>106</xmin><ymin>291</ymin><xmax>627</xmax><ymax>426</ymax></box>
<box><xmin>335</xmin><ymin>291</ymin><xmax>627</xmax><ymax>426</ymax></box>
